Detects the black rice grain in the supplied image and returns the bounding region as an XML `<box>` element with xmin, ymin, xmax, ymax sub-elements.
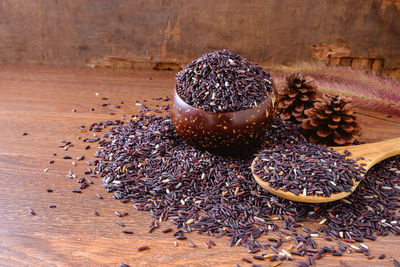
<box><xmin>137</xmin><ymin>246</ymin><xmax>149</xmax><ymax>252</ymax></box>
<box><xmin>306</xmin><ymin>256</ymin><xmax>314</xmax><ymax>265</ymax></box>
<box><xmin>253</xmin><ymin>255</ymin><xmax>264</xmax><ymax>261</ymax></box>
<box><xmin>114</xmin><ymin>211</ymin><xmax>123</xmax><ymax>217</ymax></box>
<box><xmin>332</xmin><ymin>251</ymin><xmax>343</xmax><ymax>256</ymax></box>
<box><xmin>162</xmin><ymin>228</ymin><xmax>172</xmax><ymax>233</ymax></box>
<box><xmin>242</xmin><ymin>258</ymin><xmax>252</xmax><ymax>263</ymax></box>
<box><xmin>269</xmin><ymin>256</ymin><xmax>278</xmax><ymax>261</ymax></box>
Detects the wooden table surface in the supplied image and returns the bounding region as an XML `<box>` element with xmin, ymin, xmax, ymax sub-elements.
<box><xmin>0</xmin><ymin>64</ymin><xmax>400</xmax><ymax>267</ymax></box>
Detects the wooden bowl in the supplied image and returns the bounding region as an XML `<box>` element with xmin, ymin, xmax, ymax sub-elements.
<box><xmin>170</xmin><ymin>85</ymin><xmax>278</xmax><ymax>157</ymax></box>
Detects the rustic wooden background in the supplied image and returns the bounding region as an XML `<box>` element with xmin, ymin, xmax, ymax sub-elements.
<box><xmin>0</xmin><ymin>0</ymin><xmax>399</xmax><ymax>79</ymax></box>
<box><xmin>0</xmin><ymin>1</ymin><xmax>400</xmax><ymax>266</ymax></box>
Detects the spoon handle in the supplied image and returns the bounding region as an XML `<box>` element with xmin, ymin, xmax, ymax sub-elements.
<box><xmin>334</xmin><ymin>137</ymin><xmax>400</xmax><ymax>170</ymax></box>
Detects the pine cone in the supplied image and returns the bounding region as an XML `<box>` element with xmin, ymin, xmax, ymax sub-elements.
<box><xmin>278</xmin><ymin>73</ymin><xmax>317</xmax><ymax>122</ymax></box>
<box><xmin>301</xmin><ymin>94</ymin><xmax>361</xmax><ymax>146</ymax></box>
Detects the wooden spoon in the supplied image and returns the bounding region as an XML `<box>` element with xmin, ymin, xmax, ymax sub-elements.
<box><xmin>251</xmin><ymin>137</ymin><xmax>400</xmax><ymax>203</ymax></box>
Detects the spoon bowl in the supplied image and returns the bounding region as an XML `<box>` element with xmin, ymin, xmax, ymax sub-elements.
<box><xmin>251</xmin><ymin>137</ymin><xmax>400</xmax><ymax>203</ymax></box>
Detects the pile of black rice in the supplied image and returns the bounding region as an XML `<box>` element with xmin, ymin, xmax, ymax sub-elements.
<box><xmin>175</xmin><ymin>50</ymin><xmax>273</xmax><ymax>113</ymax></box>
<box><xmin>77</xmin><ymin>106</ymin><xmax>400</xmax><ymax>266</ymax></box>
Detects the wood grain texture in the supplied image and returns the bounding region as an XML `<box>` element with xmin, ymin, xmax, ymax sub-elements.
<box><xmin>0</xmin><ymin>1</ymin><xmax>399</xmax><ymax>72</ymax></box>
<box><xmin>0</xmin><ymin>64</ymin><xmax>400</xmax><ymax>266</ymax></box>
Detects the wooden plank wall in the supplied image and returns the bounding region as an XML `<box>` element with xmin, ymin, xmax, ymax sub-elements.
<box><xmin>0</xmin><ymin>0</ymin><xmax>399</xmax><ymax>77</ymax></box>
